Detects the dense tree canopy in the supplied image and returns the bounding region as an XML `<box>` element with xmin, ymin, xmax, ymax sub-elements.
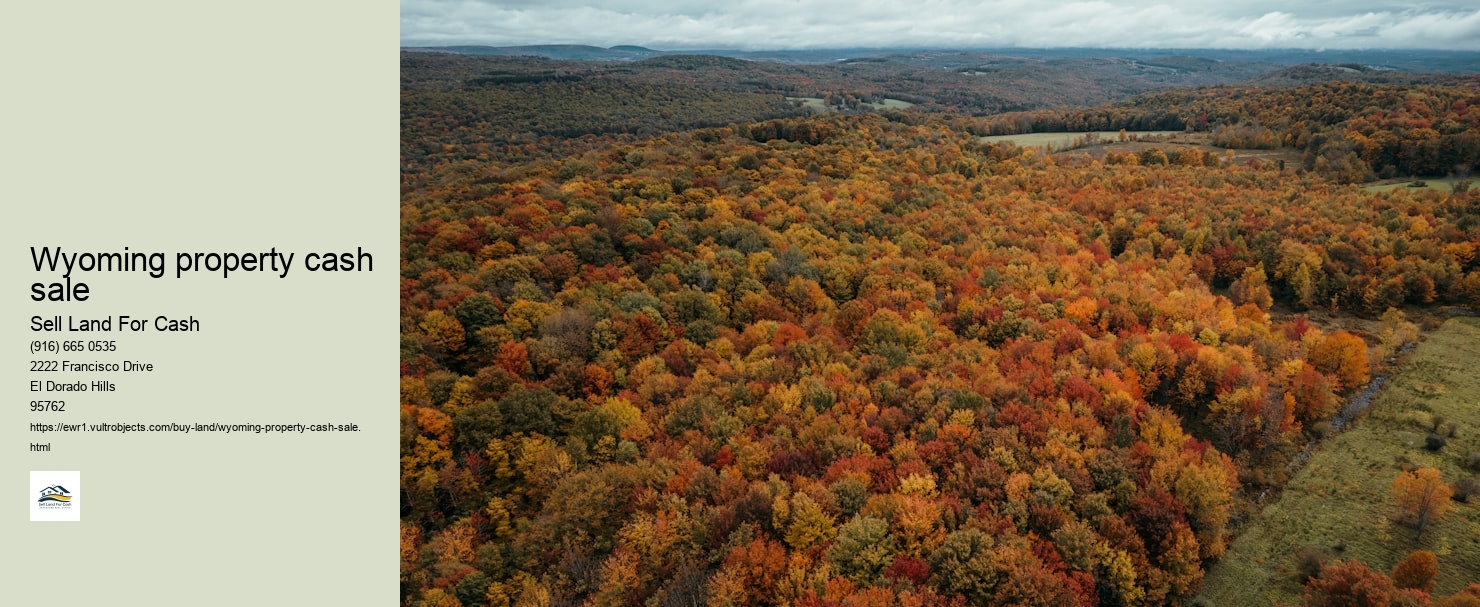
<box><xmin>401</xmin><ymin>80</ymin><xmax>1480</xmax><ymax>606</ymax></box>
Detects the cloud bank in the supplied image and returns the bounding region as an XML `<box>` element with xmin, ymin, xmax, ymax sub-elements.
<box><xmin>401</xmin><ymin>1</ymin><xmax>1480</xmax><ymax>50</ymax></box>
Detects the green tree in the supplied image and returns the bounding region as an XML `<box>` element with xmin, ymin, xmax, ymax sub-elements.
<box><xmin>929</xmin><ymin>529</ymin><xmax>999</xmax><ymax>601</ymax></box>
<box><xmin>454</xmin><ymin>293</ymin><xmax>502</xmax><ymax>335</ymax></box>
<box><xmin>856</xmin><ymin>309</ymin><xmax>926</xmax><ymax>366</ymax></box>
<box><xmin>497</xmin><ymin>387</ymin><xmax>567</xmax><ymax>437</ymax></box>
<box><xmin>827</xmin><ymin>516</ymin><xmax>896</xmax><ymax>585</ymax></box>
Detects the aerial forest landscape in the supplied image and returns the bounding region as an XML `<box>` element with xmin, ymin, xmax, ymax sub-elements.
<box><xmin>399</xmin><ymin>3</ymin><xmax>1480</xmax><ymax>606</ymax></box>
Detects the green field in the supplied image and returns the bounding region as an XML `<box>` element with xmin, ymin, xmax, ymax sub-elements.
<box><xmin>1361</xmin><ymin>177</ymin><xmax>1473</xmax><ymax>193</ymax></box>
<box><xmin>1196</xmin><ymin>317</ymin><xmax>1480</xmax><ymax>605</ymax></box>
<box><xmin>977</xmin><ymin>130</ymin><xmax>1181</xmax><ymax>150</ymax></box>
<box><xmin>786</xmin><ymin>96</ymin><xmax>915</xmax><ymax>112</ymax></box>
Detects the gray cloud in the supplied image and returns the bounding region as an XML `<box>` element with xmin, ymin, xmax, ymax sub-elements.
<box><xmin>401</xmin><ymin>1</ymin><xmax>1480</xmax><ymax>50</ymax></box>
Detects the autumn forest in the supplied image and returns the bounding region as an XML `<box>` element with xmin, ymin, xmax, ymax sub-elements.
<box><xmin>400</xmin><ymin>49</ymin><xmax>1480</xmax><ymax>607</ymax></box>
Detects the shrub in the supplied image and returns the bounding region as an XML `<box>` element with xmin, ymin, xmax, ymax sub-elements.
<box><xmin>1425</xmin><ymin>434</ymin><xmax>1447</xmax><ymax>452</ymax></box>
<box><xmin>1453</xmin><ymin>477</ymin><xmax>1480</xmax><ymax>503</ymax></box>
<box><xmin>1295</xmin><ymin>546</ymin><xmax>1329</xmax><ymax>582</ymax></box>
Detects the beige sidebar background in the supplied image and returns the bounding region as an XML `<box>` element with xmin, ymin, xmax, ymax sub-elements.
<box><xmin>2</xmin><ymin>1</ymin><xmax>398</xmax><ymax>604</ymax></box>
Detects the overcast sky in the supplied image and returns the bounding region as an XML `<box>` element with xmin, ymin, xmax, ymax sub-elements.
<box><xmin>401</xmin><ymin>1</ymin><xmax>1480</xmax><ymax>50</ymax></box>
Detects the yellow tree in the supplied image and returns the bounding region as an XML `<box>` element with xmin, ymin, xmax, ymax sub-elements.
<box><xmin>420</xmin><ymin>310</ymin><xmax>465</xmax><ymax>355</ymax></box>
<box><xmin>782</xmin><ymin>493</ymin><xmax>836</xmax><ymax>550</ymax></box>
<box><xmin>1392</xmin><ymin>467</ymin><xmax>1453</xmax><ymax>538</ymax></box>
<box><xmin>419</xmin><ymin>588</ymin><xmax>462</xmax><ymax>607</ymax></box>
<box><xmin>1229</xmin><ymin>263</ymin><xmax>1273</xmax><ymax>310</ymax></box>
<box><xmin>1309</xmin><ymin>331</ymin><xmax>1370</xmax><ymax>393</ymax></box>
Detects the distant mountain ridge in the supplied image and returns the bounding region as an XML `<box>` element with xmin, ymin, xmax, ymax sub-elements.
<box><xmin>1248</xmin><ymin>62</ymin><xmax>1455</xmax><ymax>87</ymax></box>
<box><xmin>405</xmin><ymin>45</ymin><xmax>666</xmax><ymax>61</ymax></box>
<box><xmin>403</xmin><ymin>45</ymin><xmax>1480</xmax><ymax>72</ymax></box>
<box><xmin>404</xmin><ymin>45</ymin><xmax>932</xmax><ymax>64</ymax></box>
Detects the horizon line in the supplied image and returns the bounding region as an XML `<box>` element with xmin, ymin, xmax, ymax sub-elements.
<box><xmin>400</xmin><ymin>44</ymin><xmax>1480</xmax><ymax>53</ymax></box>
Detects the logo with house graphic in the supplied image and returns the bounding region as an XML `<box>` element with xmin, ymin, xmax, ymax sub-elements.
<box><xmin>38</xmin><ymin>485</ymin><xmax>72</xmax><ymax>506</ymax></box>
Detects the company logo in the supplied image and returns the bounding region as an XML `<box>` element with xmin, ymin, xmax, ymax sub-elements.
<box><xmin>38</xmin><ymin>485</ymin><xmax>73</xmax><ymax>506</ymax></box>
<box><xmin>30</xmin><ymin>471</ymin><xmax>81</xmax><ymax>522</ymax></box>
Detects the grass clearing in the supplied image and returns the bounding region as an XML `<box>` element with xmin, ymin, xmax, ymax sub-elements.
<box><xmin>788</xmin><ymin>97</ymin><xmax>830</xmax><ymax>112</ymax></box>
<box><xmin>980</xmin><ymin>131</ymin><xmax>1307</xmax><ymax>166</ymax></box>
<box><xmin>873</xmin><ymin>98</ymin><xmax>914</xmax><ymax>109</ymax></box>
<box><xmin>977</xmin><ymin>131</ymin><xmax>1181</xmax><ymax>149</ymax></box>
<box><xmin>1196</xmin><ymin>317</ymin><xmax>1480</xmax><ymax>606</ymax></box>
<box><xmin>786</xmin><ymin>96</ymin><xmax>914</xmax><ymax>113</ymax></box>
<box><xmin>1361</xmin><ymin>176</ymin><xmax>1472</xmax><ymax>193</ymax></box>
